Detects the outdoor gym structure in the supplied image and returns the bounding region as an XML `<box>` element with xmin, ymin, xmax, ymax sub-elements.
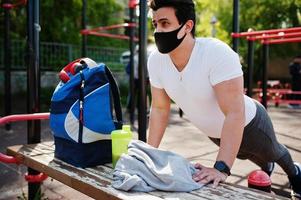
<box><xmin>2</xmin><ymin>0</ymin><xmax>300</xmax><ymax>199</ymax></box>
<box><xmin>232</xmin><ymin>27</ymin><xmax>301</xmax><ymax>108</ymax></box>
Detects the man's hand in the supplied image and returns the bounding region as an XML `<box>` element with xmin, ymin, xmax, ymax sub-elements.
<box><xmin>192</xmin><ymin>163</ymin><xmax>228</xmax><ymax>188</ymax></box>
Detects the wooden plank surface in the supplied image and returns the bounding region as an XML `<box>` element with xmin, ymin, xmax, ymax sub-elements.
<box><xmin>7</xmin><ymin>142</ymin><xmax>288</xmax><ymax>200</ymax></box>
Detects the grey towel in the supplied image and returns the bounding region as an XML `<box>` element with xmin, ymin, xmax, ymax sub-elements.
<box><xmin>112</xmin><ymin>140</ymin><xmax>203</xmax><ymax>192</ymax></box>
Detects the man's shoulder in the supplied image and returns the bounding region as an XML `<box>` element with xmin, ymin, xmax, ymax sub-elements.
<box><xmin>195</xmin><ymin>37</ymin><xmax>233</xmax><ymax>60</ymax></box>
<box><xmin>195</xmin><ymin>37</ymin><xmax>231</xmax><ymax>54</ymax></box>
<box><xmin>195</xmin><ymin>37</ymin><xmax>226</xmax><ymax>46</ymax></box>
<box><xmin>148</xmin><ymin>49</ymin><xmax>168</xmax><ymax>64</ymax></box>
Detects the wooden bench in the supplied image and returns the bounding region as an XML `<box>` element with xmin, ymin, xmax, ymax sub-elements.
<box><xmin>7</xmin><ymin>142</ymin><xmax>288</xmax><ymax>200</ymax></box>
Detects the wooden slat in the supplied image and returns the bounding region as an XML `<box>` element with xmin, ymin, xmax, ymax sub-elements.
<box><xmin>6</xmin><ymin>143</ymin><xmax>166</xmax><ymax>200</ymax></box>
<box><xmin>7</xmin><ymin>143</ymin><xmax>288</xmax><ymax>200</ymax></box>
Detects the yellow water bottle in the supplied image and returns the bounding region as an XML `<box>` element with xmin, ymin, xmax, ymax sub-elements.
<box><xmin>111</xmin><ymin>125</ymin><xmax>132</xmax><ymax>167</ymax></box>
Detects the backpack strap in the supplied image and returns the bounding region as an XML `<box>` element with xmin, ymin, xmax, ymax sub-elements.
<box><xmin>104</xmin><ymin>66</ymin><xmax>123</xmax><ymax>129</ymax></box>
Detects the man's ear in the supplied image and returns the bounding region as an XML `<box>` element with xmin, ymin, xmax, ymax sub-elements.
<box><xmin>185</xmin><ymin>20</ymin><xmax>194</xmax><ymax>34</ymax></box>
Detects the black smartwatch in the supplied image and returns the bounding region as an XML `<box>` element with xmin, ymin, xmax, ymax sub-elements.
<box><xmin>214</xmin><ymin>161</ymin><xmax>231</xmax><ymax>176</ymax></box>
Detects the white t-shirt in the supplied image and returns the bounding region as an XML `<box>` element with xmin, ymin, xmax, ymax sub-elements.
<box><xmin>147</xmin><ymin>38</ymin><xmax>256</xmax><ymax>138</ymax></box>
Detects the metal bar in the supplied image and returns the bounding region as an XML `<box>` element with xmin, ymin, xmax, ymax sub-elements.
<box><xmin>2</xmin><ymin>0</ymin><xmax>27</xmax><ymax>8</ymax></box>
<box><xmin>273</xmin><ymin>99</ymin><xmax>301</xmax><ymax>104</ymax></box>
<box><xmin>82</xmin><ymin>0</ymin><xmax>87</xmax><ymax>57</ymax></box>
<box><xmin>26</xmin><ymin>0</ymin><xmax>41</xmax><ymax>199</ymax></box>
<box><xmin>81</xmin><ymin>23</ymin><xmax>136</xmax><ymax>34</ymax></box>
<box><xmin>254</xmin><ymin>32</ymin><xmax>301</xmax><ymax>40</ymax></box>
<box><xmin>246</xmin><ymin>40</ymin><xmax>254</xmax><ymax>97</ymax></box>
<box><xmin>262</xmin><ymin>44</ymin><xmax>269</xmax><ymax>108</ymax></box>
<box><xmin>4</xmin><ymin>0</ymin><xmax>12</xmax><ymax>131</ymax></box>
<box><xmin>33</xmin><ymin>0</ymin><xmax>41</xmax><ymax>142</ymax></box>
<box><xmin>262</xmin><ymin>37</ymin><xmax>301</xmax><ymax>44</ymax></box>
<box><xmin>12</xmin><ymin>0</ymin><xmax>27</xmax><ymax>8</ymax></box>
<box><xmin>252</xmin><ymin>88</ymin><xmax>301</xmax><ymax>94</ymax></box>
<box><xmin>138</xmin><ymin>0</ymin><xmax>147</xmax><ymax>142</ymax></box>
<box><xmin>0</xmin><ymin>113</ymin><xmax>50</xmax><ymax>124</ymax></box>
<box><xmin>129</xmin><ymin>0</ymin><xmax>136</xmax><ymax>124</ymax></box>
<box><xmin>83</xmin><ymin>31</ymin><xmax>139</xmax><ymax>41</ymax></box>
<box><xmin>232</xmin><ymin>27</ymin><xmax>301</xmax><ymax>38</ymax></box>
<box><xmin>232</xmin><ymin>0</ymin><xmax>239</xmax><ymax>52</ymax></box>
<box><xmin>0</xmin><ymin>152</ymin><xmax>18</xmax><ymax>163</ymax></box>
<box><xmin>26</xmin><ymin>0</ymin><xmax>34</xmax><ymax>138</ymax></box>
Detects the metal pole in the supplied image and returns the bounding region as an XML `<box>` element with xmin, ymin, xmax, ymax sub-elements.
<box><xmin>246</xmin><ymin>40</ymin><xmax>254</xmax><ymax>97</ymax></box>
<box><xmin>138</xmin><ymin>0</ymin><xmax>147</xmax><ymax>142</ymax></box>
<box><xmin>82</xmin><ymin>0</ymin><xmax>87</xmax><ymax>57</ymax></box>
<box><xmin>26</xmin><ymin>0</ymin><xmax>41</xmax><ymax>199</ymax></box>
<box><xmin>232</xmin><ymin>27</ymin><xmax>301</xmax><ymax>37</ymax></box>
<box><xmin>232</xmin><ymin>0</ymin><xmax>239</xmax><ymax>52</ymax></box>
<box><xmin>262</xmin><ymin>44</ymin><xmax>269</xmax><ymax>108</ymax></box>
<box><xmin>3</xmin><ymin>0</ymin><xmax>12</xmax><ymax>131</ymax></box>
<box><xmin>129</xmin><ymin>0</ymin><xmax>136</xmax><ymax>124</ymax></box>
<box><xmin>210</xmin><ymin>15</ymin><xmax>217</xmax><ymax>38</ymax></box>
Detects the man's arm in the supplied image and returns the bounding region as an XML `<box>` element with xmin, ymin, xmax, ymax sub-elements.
<box><xmin>193</xmin><ymin>76</ymin><xmax>245</xmax><ymax>187</ymax></box>
<box><xmin>147</xmin><ymin>86</ymin><xmax>171</xmax><ymax>148</ymax></box>
<box><xmin>214</xmin><ymin>76</ymin><xmax>245</xmax><ymax>168</ymax></box>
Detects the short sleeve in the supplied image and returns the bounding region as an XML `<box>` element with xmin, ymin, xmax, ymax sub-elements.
<box><xmin>147</xmin><ymin>51</ymin><xmax>164</xmax><ymax>89</ymax></box>
<box><xmin>209</xmin><ymin>40</ymin><xmax>243</xmax><ymax>86</ymax></box>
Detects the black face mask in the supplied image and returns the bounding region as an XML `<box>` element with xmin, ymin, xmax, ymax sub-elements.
<box><xmin>154</xmin><ymin>23</ymin><xmax>186</xmax><ymax>54</ymax></box>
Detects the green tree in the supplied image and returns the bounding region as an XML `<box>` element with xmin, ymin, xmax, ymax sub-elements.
<box><xmin>194</xmin><ymin>0</ymin><xmax>301</xmax><ymax>80</ymax></box>
<box><xmin>0</xmin><ymin>0</ymin><xmax>128</xmax><ymax>47</ymax></box>
<box><xmin>40</xmin><ymin>0</ymin><xmax>127</xmax><ymax>47</ymax></box>
<box><xmin>195</xmin><ymin>0</ymin><xmax>300</xmax><ymax>43</ymax></box>
<box><xmin>195</xmin><ymin>0</ymin><xmax>231</xmax><ymax>43</ymax></box>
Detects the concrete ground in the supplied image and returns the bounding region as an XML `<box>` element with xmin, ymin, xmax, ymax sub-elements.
<box><xmin>0</xmin><ymin>104</ymin><xmax>300</xmax><ymax>200</ymax></box>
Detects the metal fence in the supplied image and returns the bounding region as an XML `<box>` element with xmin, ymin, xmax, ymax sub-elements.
<box><xmin>0</xmin><ymin>40</ymin><xmax>127</xmax><ymax>71</ymax></box>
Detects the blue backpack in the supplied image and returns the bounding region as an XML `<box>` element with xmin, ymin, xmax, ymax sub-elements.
<box><xmin>50</xmin><ymin>58</ymin><xmax>123</xmax><ymax>168</ymax></box>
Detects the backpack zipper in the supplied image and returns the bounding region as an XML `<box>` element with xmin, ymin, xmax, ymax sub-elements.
<box><xmin>79</xmin><ymin>70</ymin><xmax>85</xmax><ymax>143</ymax></box>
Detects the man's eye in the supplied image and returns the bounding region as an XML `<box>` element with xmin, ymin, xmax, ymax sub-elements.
<box><xmin>162</xmin><ymin>21</ymin><xmax>169</xmax><ymax>27</ymax></box>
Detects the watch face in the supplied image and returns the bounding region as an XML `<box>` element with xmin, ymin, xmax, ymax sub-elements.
<box><xmin>214</xmin><ymin>161</ymin><xmax>231</xmax><ymax>175</ymax></box>
<box><xmin>215</xmin><ymin>161</ymin><xmax>225</xmax><ymax>171</ymax></box>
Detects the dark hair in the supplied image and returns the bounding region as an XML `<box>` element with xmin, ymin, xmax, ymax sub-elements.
<box><xmin>149</xmin><ymin>0</ymin><xmax>196</xmax><ymax>37</ymax></box>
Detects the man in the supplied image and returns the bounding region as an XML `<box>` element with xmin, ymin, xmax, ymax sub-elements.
<box><xmin>146</xmin><ymin>0</ymin><xmax>301</xmax><ymax>197</ymax></box>
<box><xmin>289</xmin><ymin>55</ymin><xmax>301</xmax><ymax>108</ymax></box>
